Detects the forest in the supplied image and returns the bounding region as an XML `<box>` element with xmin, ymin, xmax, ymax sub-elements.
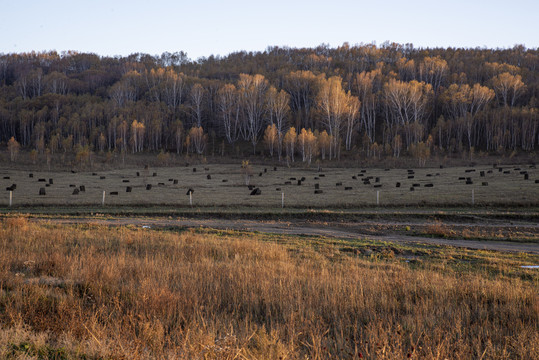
<box><xmin>0</xmin><ymin>43</ymin><xmax>538</xmax><ymax>164</ymax></box>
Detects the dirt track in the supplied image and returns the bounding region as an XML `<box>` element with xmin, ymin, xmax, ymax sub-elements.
<box><xmin>34</xmin><ymin>217</ymin><xmax>539</xmax><ymax>254</ymax></box>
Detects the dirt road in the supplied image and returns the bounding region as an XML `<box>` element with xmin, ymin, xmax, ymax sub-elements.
<box><xmin>33</xmin><ymin>216</ymin><xmax>539</xmax><ymax>254</ymax></box>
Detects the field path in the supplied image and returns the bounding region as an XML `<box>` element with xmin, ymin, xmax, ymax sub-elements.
<box><xmin>33</xmin><ymin>216</ymin><xmax>539</xmax><ymax>254</ymax></box>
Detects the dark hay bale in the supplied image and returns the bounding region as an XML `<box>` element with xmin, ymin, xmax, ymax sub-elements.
<box><xmin>289</xmin><ymin>177</ymin><xmax>296</xmax><ymax>180</ymax></box>
<box><xmin>275</xmin><ymin>188</ymin><xmax>281</xmax><ymax>191</ymax></box>
<box><xmin>71</xmin><ymin>170</ymin><xmax>76</xmax><ymax>174</ymax></box>
<box><xmin>314</xmin><ymin>190</ymin><xmax>323</xmax><ymax>194</ymax></box>
<box><xmin>250</xmin><ymin>188</ymin><xmax>261</xmax><ymax>196</ymax></box>
<box><xmin>153</xmin><ymin>172</ymin><xmax>157</xmax><ymax>176</ymax></box>
<box><xmin>79</xmin><ymin>185</ymin><xmax>85</xmax><ymax>192</ymax></box>
<box><xmin>535</xmin><ymin>180</ymin><xmax>539</xmax><ymax>183</ymax></box>
<box><xmin>396</xmin><ymin>182</ymin><xmax>401</xmax><ymax>188</ymax></box>
<box><xmin>458</xmin><ymin>177</ymin><xmax>466</xmax><ymax>180</ymax></box>
<box><xmin>100</xmin><ymin>176</ymin><xmax>106</xmax><ymax>179</ymax></box>
<box><xmin>424</xmin><ymin>183</ymin><xmax>434</xmax><ymax>188</ymax></box>
<box><xmin>222</xmin><ymin>179</ymin><xmax>228</xmax><ymax>182</ymax></box>
<box><xmin>374</xmin><ymin>184</ymin><xmax>382</xmax><ymax>188</ymax></box>
<box><xmin>314</xmin><ymin>177</ymin><xmax>319</xmax><ymax>180</ymax></box>
<box><xmin>524</xmin><ymin>174</ymin><xmax>529</xmax><ymax>180</ymax></box>
<box><xmin>336</xmin><ymin>182</ymin><xmax>342</xmax><ymax>186</ymax></box>
<box><xmin>361</xmin><ymin>170</ymin><xmax>366</xmax><ymax>173</ymax></box>
<box><xmin>297</xmin><ymin>180</ymin><xmax>302</xmax><ymax>186</ymax></box>
<box><xmin>503</xmin><ymin>171</ymin><xmax>510</xmax><ymax>174</ymax></box>
<box><xmin>358</xmin><ymin>174</ymin><xmax>364</xmax><ymax>177</ymax></box>
<box><xmin>248</xmin><ymin>185</ymin><xmax>254</xmax><ymax>190</ymax></box>
<box><xmin>319</xmin><ymin>174</ymin><xmax>325</xmax><ymax>177</ymax></box>
<box><xmin>258</xmin><ymin>172</ymin><xmax>263</xmax><ymax>177</ymax></box>
<box><xmin>29</xmin><ymin>173</ymin><xmax>33</xmax><ymax>178</ymax></box>
<box><xmin>284</xmin><ymin>181</ymin><xmax>291</xmax><ymax>185</ymax></box>
<box><xmin>426</xmin><ymin>174</ymin><xmax>432</xmax><ymax>177</ymax></box>
<box><xmin>9</xmin><ymin>184</ymin><xmax>16</xmax><ymax>190</ymax></box>
<box><xmin>466</xmin><ymin>177</ymin><xmax>472</xmax><ymax>182</ymax></box>
<box><xmin>158</xmin><ymin>183</ymin><xmax>165</xmax><ymax>186</ymax></box>
<box><xmin>38</xmin><ymin>178</ymin><xmax>46</xmax><ymax>182</ymax></box>
<box><xmin>207</xmin><ymin>174</ymin><xmax>212</xmax><ymax>180</ymax></box>
<box><xmin>487</xmin><ymin>170</ymin><xmax>493</xmax><ymax>173</ymax></box>
<box><xmin>173</xmin><ymin>179</ymin><xmax>178</xmax><ymax>184</ymax></box>
<box><xmin>186</xmin><ymin>188</ymin><xmax>194</xmax><ymax>195</ymax></box>
<box><xmin>39</xmin><ymin>188</ymin><xmax>46</xmax><ymax>195</ymax></box>
<box><xmin>412</xmin><ymin>183</ymin><xmax>420</xmax><ymax>187</ymax></box>
<box><xmin>110</xmin><ymin>192</ymin><xmax>119</xmax><ymax>196</ymax></box>
<box><xmin>440</xmin><ymin>165</ymin><xmax>444</xmax><ymax>169</ymax></box>
<box><xmin>408</xmin><ymin>175</ymin><xmax>414</xmax><ymax>179</ymax></box>
<box><xmin>92</xmin><ymin>173</ymin><xmax>97</xmax><ymax>176</ymax></box>
<box><xmin>499</xmin><ymin>168</ymin><xmax>503</xmax><ymax>172</ymax></box>
<box><xmin>363</xmin><ymin>180</ymin><xmax>371</xmax><ymax>185</ymax></box>
<box><xmin>466</xmin><ymin>180</ymin><xmax>473</xmax><ymax>185</ymax></box>
<box><xmin>352</xmin><ymin>176</ymin><xmax>357</xmax><ymax>179</ymax></box>
<box><xmin>146</xmin><ymin>184</ymin><xmax>152</xmax><ymax>190</ymax></box>
<box><xmin>301</xmin><ymin>177</ymin><xmax>306</xmax><ymax>181</ymax></box>
<box><xmin>407</xmin><ymin>170</ymin><xmax>414</xmax><ymax>173</ymax></box>
<box><xmin>122</xmin><ymin>180</ymin><xmax>130</xmax><ymax>183</ymax></box>
<box><xmin>6</xmin><ymin>186</ymin><xmax>14</xmax><ymax>191</ymax></box>
<box><xmin>315</xmin><ymin>184</ymin><xmax>320</xmax><ymax>189</ymax></box>
<box><xmin>126</xmin><ymin>186</ymin><xmax>132</xmax><ymax>192</ymax></box>
<box><xmin>72</xmin><ymin>188</ymin><xmax>79</xmax><ymax>195</ymax></box>
<box><xmin>69</xmin><ymin>184</ymin><xmax>76</xmax><ymax>187</ymax></box>
<box><xmin>168</xmin><ymin>178</ymin><xmax>174</xmax><ymax>181</ymax></box>
<box><xmin>264</xmin><ymin>168</ymin><xmax>267</xmax><ymax>173</ymax></box>
<box><xmin>409</xmin><ymin>187</ymin><xmax>415</xmax><ymax>191</ymax></box>
<box><xmin>193</xmin><ymin>168</ymin><xmax>197</xmax><ymax>172</ymax></box>
<box><xmin>273</xmin><ymin>167</ymin><xmax>277</xmax><ymax>171</ymax></box>
<box><xmin>482</xmin><ymin>182</ymin><xmax>488</xmax><ymax>186</ymax></box>
<box><xmin>375</xmin><ymin>177</ymin><xmax>380</xmax><ymax>183</ymax></box>
<box><xmin>465</xmin><ymin>169</ymin><xmax>475</xmax><ymax>173</ymax></box>
<box><xmin>520</xmin><ymin>171</ymin><xmax>528</xmax><ymax>175</ymax></box>
<box><xmin>345</xmin><ymin>187</ymin><xmax>353</xmax><ymax>190</ymax></box>
<box><xmin>480</xmin><ymin>171</ymin><xmax>485</xmax><ymax>177</ymax></box>
<box><xmin>45</xmin><ymin>184</ymin><xmax>50</xmax><ymax>187</ymax></box>
<box><xmin>514</xmin><ymin>168</ymin><xmax>521</xmax><ymax>171</ymax></box>
<box><xmin>136</xmin><ymin>172</ymin><xmax>140</xmax><ymax>176</ymax></box>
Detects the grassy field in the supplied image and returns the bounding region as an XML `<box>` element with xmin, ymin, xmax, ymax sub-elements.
<box><xmin>0</xmin><ymin>218</ymin><xmax>537</xmax><ymax>359</ymax></box>
<box><xmin>1</xmin><ymin>163</ymin><xmax>538</xmax><ymax>208</ymax></box>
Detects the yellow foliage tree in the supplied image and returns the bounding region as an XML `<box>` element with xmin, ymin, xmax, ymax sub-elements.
<box><xmin>7</xmin><ymin>137</ymin><xmax>20</xmax><ymax>162</ymax></box>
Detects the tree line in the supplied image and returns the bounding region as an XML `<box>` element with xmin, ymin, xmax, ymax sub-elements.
<box><xmin>0</xmin><ymin>43</ymin><xmax>537</xmax><ymax>164</ymax></box>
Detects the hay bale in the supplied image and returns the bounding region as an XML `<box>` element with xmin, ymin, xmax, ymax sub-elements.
<box><xmin>352</xmin><ymin>176</ymin><xmax>357</xmax><ymax>179</ymax></box>
<box><xmin>69</xmin><ymin>184</ymin><xmax>75</xmax><ymax>187</ymax></box>
<box><xmin>275</xmin><ymin>187</ymin><xmax>281</xmax><ymax>191</ymax></box>
<box><xmin>193</xmin><ymin>168</ymin><xmax>197</xmax><ymax>172</ymax></box>
<box><xmin>408</xmin><ymin>175</ymin><xmax>414</xmax><ymax>179</ymax></box>
<box><xmin>126</xmin><ymin>186</ymin><xmax>132</xmax><ymax>192</ymax></box>
<box><xmin>146</xmin><ymin>184</ymin><xmax>152</xmax><ymax>190</ymax></box>
<box><xmin>336</xmin><ymin>182</ymin><xmax>342</xmax><ymax>186</ymax></box>
<box><xmin>79</xmin><ymin>185</ymin><xmax>85</xmax><ymax>192</ymax></box>
<box><xmin>426</xmin><ymin>174</ymin><xmax>432</xmax><ymax>177</ymax></box>
<box><xmin>535</xmin><ymin>180</ymin><xmax>539</xmax><ymax>183</ymax></box>
<box><xmin>315</xmin><ymin>184</ymin><xmax>320</xmax><ymax>189</ymax></box>
<box><xmin>345</xmin><ymin>186</ymin><xmax>353</xmax><ymax>190</ymax></box>
<box><xmin>498</xmin><ymin>168</ymin><xmax>503</xmax><ymax>172</ymax></box>
<box><xmin>297</xmin><ymin>180</ymin><xmax>302</xmax><ymax>186</ymax></box>
<box><xmin>45</xmin><ymin>184</ymin><xmax>50</xmax><ymax>187</ymax></box>
<box><xmin>375</xmin><ymin>177</ymin><xmax>380</xmax><ymax>183</ymax></box>
<box><xmin>503</xmin><ymin>170</ymin><xmax>510</xmax><ymax>174</ymax></box>
<box><xmin>110</xmin><ymin>192</ymin><xmax>119</xmax><ymax>196</ymax></box>
<box><xmin>72</xmin><ymin>188</ymin><xmax>79</xmax><ymax>195</ymax></box>
<box><xmin>136</xmin><ymin>172</ymin><xmax>140</xmax><ymax>177</ymax></box>
<box><xmin>466</xmin><ymin>180</ymin><xmax>473</xmax><ymax>185</ymax></box>
<box><xmin>153</xmin><ymin>172</ymin><xmax>157</xmax><ymax>176</ymax></box>
<box><xmin>38</xmin><ymin>178</ymin><xmax>46</xmax><ymax>182</ymax></box>
<box><xmin>409</xmin><ymin>187</ymin><xmax>415</xmax><ymax>191</ymax></box>
<box><xmin>482</xmin><ymin>182</ymin><xmax>488</xmax><ymax>186</ymax></box>
<box><xmin>29</xmin><ymin>173</ymin><xmax>33</xmax><ymax>178</ymax></box>
<box><xmin>122</xmin><ymin>180</ymin><xmax>130</xmax><ymax>183</ymax></box>
<box><xmin>264</xmin><ymin>168</ymin><xmax>267</xmax><ymax>173</ymax></box>
<box><xmin>250</xmin><ymin>188</ymin><xmax>261</xmax><ymax>195</ymax></box>
<box><xmin>440</xmin><ymin>165</ymin><xmax>444</xmax><ymax>169</ymax></box>
<box><xmin>314</xmin><ymin>190</ymin><xmax>323</xmax><ymax>194</ymax></box>
<box><xmin>458</xmin><ymin>177</ymin><xmax>465</xmax><ymax>180</ymax></box>
<box><xmin>284</xmin><ymin>181</ymin><xmax>291</xmax><ymax>185</ymax></box>
<box><xmin>92</xmin><ymin>172</ymin><xmax>97</xmax><ymax>176</ymax></box>
<box><xmin>319</xmin><ymin>174</ymin><xmax>325</xmax><ymax>177</ymax></box>
<box><xmin>520</xmin><ymin>171</ymin><xmax>527</xmax><ymax>175</ymax></box>
<box><xmin>524</xmin><ymin>174</ymin><xmax>529</xmax><ymax>180</ymax></box>
<box><xmin>412</xmin><ymin>183</ymin><xmax>420</xmax><ymax>187</ymax></box>
<box><xmin>39</xmin><ymin>188</ymin><xmax>46</xmax><ymax>195</ymax></box>
<box><xmin>361</xmin><ymin>170</ymin><xmax>366</xmax><ymax>173</ymax></box>
<box><xmin>248</xmin><ymin>185</ymin><xmax>254</xmax><ymax>190</ymax></box>
<box><xmin>374</xmin><ymin>184</ymin><xmax>382</xmax><ymax>188</ymax></box>
<box><xmin>186</xmin><ymin>188</ymin><xmax>194</xmax><ymax>195</ymax></box>
<box><xmin>480</xmin><ymin>171</ymin><xmax>485</xmax><ymax>177</ymax></box>
<box><xmin>158</xmin><ymin>183</ymin><xmax>165</xmax><ymax>186</ymax></box>
<box><xmin>71</xmin><ymin>170</ymin><xmax>76</xmax><ymax>174</ymax></box>
<box><xmin>487</xmin><ymin>170</ymin><xmax>493</xmax><ymax>173</ymax></box>
<box><xmin>207</xmin><ymin>174</ymin><xmax>212</xmax><ymax>180</ymax></box>
<box><xmin>273</xmin><ymin>167</ymin><xmax>277</xmax><ymax>171</ymax></box>
<box><xmin>173</xmin><ymin>179</ymin><xmax>178</xmax><ymax>184</ymax></box>
<box><xmin>222</xmin><ymin>179</ymin><xmax>228</xmax><ymax>182</ymax></box>
<box><xmin>396</xmin><ymin>182</ymin><xmax>401</xmax><ymax>188</ymax></box>
<box><xmin>424</xmin><ymin>183</ymin><xmax>434</xmax><ymax>188</ymax></box>
<box><xmin>100</xmin><ymin>176</ymin><xmax>106</xmax><ymax>179</ymax></box>
<box><xmin>358</xmin><ymin>174</ymin><xmax>364</xmax><ymax>177</ymax></box>
<box><xmin>465</xmin><ymin>169</ymin><xmax>475</xmax><ymax>173</ymax></box>
<box><xmin>289</xmin><ymin>177</ymin><xmax>296</xmax><ymax>180</ymax></box>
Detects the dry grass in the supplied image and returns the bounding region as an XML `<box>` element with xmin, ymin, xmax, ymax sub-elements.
<box><xmin>0</xmin><ymin>217</ymin><xmax>538</xmax><ymax>359</ymax></box>
<box><xmin>0</xmin><ymin>163</ymin><xmax>538</xmax><ymax>208</ymax></box>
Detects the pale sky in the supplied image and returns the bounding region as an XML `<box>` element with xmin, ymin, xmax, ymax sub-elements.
<box><xmin>1</xmin><ymin>0</ymin><xmax>538</xmax><ymax>60</ymax></box>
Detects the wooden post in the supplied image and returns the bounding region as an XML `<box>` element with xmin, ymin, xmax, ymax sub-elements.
<box><xmin>282</xmin><ymin>192</ymin><xmax>284</xmax><ymax>208</ymax></box>
<box><xmin>376</xmin><ymin>190</ymin><xmax>379</xmax><ymax>206</ymax></box>
<box><xmin>189</xmin><ymin>192</ymin><xmax>192</xmax><ymax>207</ymax></box>
<box><xmin>9</xmin><ymin>191</ymin><xmax>12</xmax><ymax>207</ymax></box>
<box><xmin>102</xmin><ymin>191</ymin><xmax>105</xmax><ymax>207</ymax></box>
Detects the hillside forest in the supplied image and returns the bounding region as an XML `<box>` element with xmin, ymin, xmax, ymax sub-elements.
<box><xmin>1</xmin><ymin>43</ymin><xmax>538</xmax><ymax>165</ymax></box>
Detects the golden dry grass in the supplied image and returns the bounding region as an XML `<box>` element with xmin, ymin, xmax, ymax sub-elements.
<box><xmin>0</xmin><ymin>217</ymin><xmax>538</xmax><ymax>359</ymax></box>
<box><xmin>0</xmin><ymin>163</ymin><xmax>538</xmax><ymax>207</ymax></box>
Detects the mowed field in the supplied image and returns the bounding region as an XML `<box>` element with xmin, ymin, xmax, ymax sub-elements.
<box><xmin>1</xmin><ymin>163</ymin><xmax>538</xmax><ymax>208</ymax></box>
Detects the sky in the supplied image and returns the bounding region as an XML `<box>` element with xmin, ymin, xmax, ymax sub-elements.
<box><xmin>1</xmin><ymin>0</ymin><xmax>538</xmax><ymax>60</ymax></box>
